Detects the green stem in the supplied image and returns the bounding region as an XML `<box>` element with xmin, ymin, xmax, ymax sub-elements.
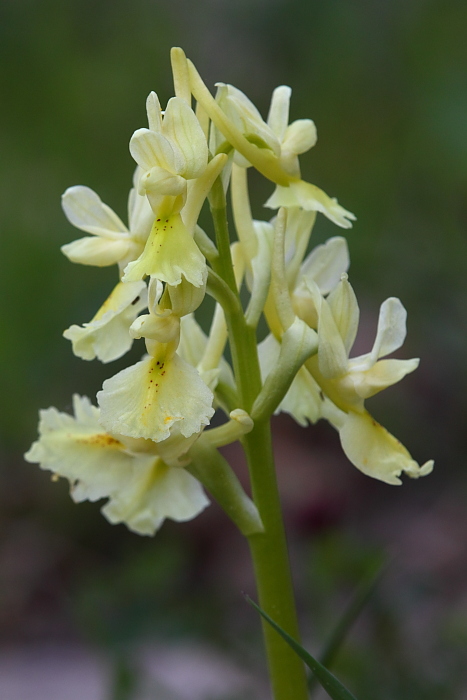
<box><xmin>244</xmin><ymin>421</ymin><xmax>309</xmax><ymax>700</ymax></box>
<box><xmin>209</xmin><ymin>179</ymin><xmax>309</xmax><ymax>700</ymax></box>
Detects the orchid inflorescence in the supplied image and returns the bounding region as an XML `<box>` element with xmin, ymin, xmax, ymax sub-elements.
<box><xmin>26</xmin><ymin>48</ymin><xmax>433</xmax><ymax>538</ymax></box>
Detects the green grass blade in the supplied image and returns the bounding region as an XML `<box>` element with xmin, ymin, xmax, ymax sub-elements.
<box><xmin>309</xmin><ymin>556</ymin><xmax>387</xmax><ymax>694</ymax></box>
<box><xmin>245</xmin><ymin>596</ymin><xmax>358</xmax><ymax>700</ymax></box>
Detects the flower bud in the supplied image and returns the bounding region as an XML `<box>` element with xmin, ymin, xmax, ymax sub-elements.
<box><xmin>167</xmin><ymin>273</ymin><xmax>207</xmax><ymax>316</ymax></box>
<box><xmin>139</xmin><ymin>167</ymin><xmax>187</xmax><ymax>197</ymax></box>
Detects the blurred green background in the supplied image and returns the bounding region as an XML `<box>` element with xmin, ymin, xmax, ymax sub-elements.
<box><xmin>1</xmin><ymin>0</ymin><xmax>467</xmax><ymax>698</ymax></box>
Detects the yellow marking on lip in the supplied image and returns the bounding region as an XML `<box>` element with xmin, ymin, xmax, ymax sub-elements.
<box><xmin>74</xmin><ymin>433</ymin><xmax>123</xmax><ymax>449</ymax></box>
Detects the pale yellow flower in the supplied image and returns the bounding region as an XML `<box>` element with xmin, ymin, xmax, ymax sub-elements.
<box><xmin>63</xmin><ymin>280</ymin><xmax>147</xmax><ymax>363</ymax></box>
<box><xmin>258</xmin><ymin>215</ymin><xmax>350</xmax><ymax>426</ymax></box>
<box><xmin>124</xmin><ymin>95</ymin><xmax>226</xmax><ymax>287</ymax></box>
<box><xmin>24</xmin><ymin>395</ymin><xmax>209</xmax><ymax>535</ymax></box>
<box><xmin>187</xmin><ymin>57</ymin><xmax>355</xmax><ymax>228</ymax></box>
<box><xmin>303</xmin><ymin>277</ymin><xmax>433</xmax><ymax>483</ymax></box>
<box><xmin>61</xmin><ymin>170</ymin><xmax>154</xmax><ymax>271</ymax></box>
<box><xmin>321</xmin><ymin>402</ymin><xmax>434</xmax><ymax>485</ymax></box>
<box><xmin>130</xmin><ymin>92</ymin><xmax>209</xmax><ymax>210</ymax></box>
<box><xmin>97</xmin><ymin>304</ymin><xmax>214</xmax><ymax>443</ymax></box>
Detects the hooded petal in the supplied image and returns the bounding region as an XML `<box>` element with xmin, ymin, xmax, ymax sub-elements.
<box><xmin>162</xmin><ymin>97</ymin><xmax>208</xmax><ymax>179</ymax></box>
<box><xmin>217</xmin><ymin>83</ymin><xmax>281</xmax><ymax>158</ymax></box>
<box><xmin>63</xmin><ymin>281</ymin><xmax>147</xmax><ymax>363</ymax></box>
<box><xmin>130</xmin><ymin>128</ymin><xmax>184</xmax><ymax>175</ymax></box>
<box><xmin>316</xmin><ymin>296</ymin><xmax>349</xmax><ymax>379</ymax></box>
<box><xmin>61</xmin><ymin>186</ymin><xmax>128</xmax><ymax>237</ymax></box>
<box><xmin>327</xmin><ymin>274</ymin><xmax>359</xmax><ymax>355</ymax></box>
<box><xmin>97</xmin><ymin>352</ymin><xmax>214</xmax><ymax>442</ymax></box>
<box><xmin>339</xmin><ymin>410</ymin><xmax>434</xmax><ymax>485</ymax></box>
<box><xmin>139</xmin><ymin>166</ymin><xmax>187</xmax><ymax>198</ymax></box>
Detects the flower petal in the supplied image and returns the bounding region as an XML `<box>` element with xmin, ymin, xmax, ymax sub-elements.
<box><xmin>217</xmin><ymin>83</ymin><xmax>281</xmax><ymax>157</ymax></box>
<box><xmin>316</xmin><ymin>296</ymin><xmax>349</xmax><ymax>378</ymax></box>
<box><xmin>327</xmin><ymin>274</ymin><xmax>359</xmax><ymax>354</ymax></box>
<box><xmin>267</xmin><ymin>85</ymin><xmax>291</xmax><ymax>141</ymax></box>
<box><xmin>369</xmin><ymin>297</ymin><xmax>408</xmax><ymax>362</ymax></box>
<box><xmin>146</xmin><ymin>91</ymin><xmax>163</xmax><ymax>132</ymax></box>
<box><xmin>97</xmin><ymin>352</ymin><xmax>214</xmax><ymax>442</ymax></box>
<box><xmin>123</xmin><ymin>213</ymin><xmax>206</xmax><ymax>287</ymax></box>
<box><xmin>62</xmin><ymin>186</ymin><xmax>128</xmax><ymax>236</ymax></box>
<box><xmin>63</xmin><ymin>281</ymin><xmax>147</xmax><ymax>363</ymax></box>
<box><xmin>265</xmin><ymin>180</ymin><xmax>356</xmax><ymax>229</ymax></box>
<box><xmin>339</xmin><ymin>410</ymin><xmax>434</xmax><ymax>485</ymax></box>
<box><xmin>167</xmin><ymin>274</ymin><xmax>207</xmax><ymax>316</ymax></box>
<box><xmin>24</xmin><ymin>395</ymin><xmax>135</xmax><ymax>502</ymax></box>
<box><xmin>130</xmin><ymin>128</ymin><xmax>183</xmax><ymax>175</ymax></box>
<box><xmin>347</xmin><ymin>358</ymin><xmax>420</xmax><ymax>399</ymax></box>
<box><xmin>139</xmin><ymin>166</ymin><xmax>187</xmax><ymax>197</ymax></box>
<box><xmin>61</xmin><ymin>236</ymin><xmax>131</xmax><ymax>267</ymax></box>
<box><xmin>282</xmin><ymin>119</ymin><xmax>317</xmax><ymax>155</ymax></box>
<box><xmin>127</xmin><ymin>171</ymin><xmax>155</xmax><ymax>241</ymax></box>
<box><xmin>162</xmin><ymin>97</ymin><xmax>208</xmax><ymax>179</ymax></box>
<box><xmin>102</xmin><ymin>458</ymin><xmax>209</xmax><ymax>536</ymax></box>
<box><xmin>283</xmin><ymin>209</ymin><xmax>316</xmax><ymax>288</ymax></box>
<box><xmin>300</xmin><ymin>236</ymin><xmax>350</xmax><ymax>294</ymax></box>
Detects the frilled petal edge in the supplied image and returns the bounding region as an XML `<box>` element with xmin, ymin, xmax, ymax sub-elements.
<box><xmin>97</xmin><ymin>353</ymin><xmax>214</xmax><ymax>441</ymax></box>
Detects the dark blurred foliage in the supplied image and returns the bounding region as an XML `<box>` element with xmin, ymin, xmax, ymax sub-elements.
<box><xmin>1</xmin><ymin>1</ymin><xmax>467</xmax><ymax>698</ymax></box>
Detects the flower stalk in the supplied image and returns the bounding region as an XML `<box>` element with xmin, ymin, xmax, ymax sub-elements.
<box><xmin>208</xmin><ymin>177</ymin><xmax>309</xmax><ymax>698</ymax></box>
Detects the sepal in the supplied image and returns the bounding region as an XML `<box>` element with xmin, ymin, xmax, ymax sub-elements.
<box><xmin>265</xmin><ymin>180</ymin><xmax>356</xmax><ymax>229</ymax></box>
<box><xmin>61</xmin><ymin>236</ymin><xmax>131</xmax><ymax>267</ymax></box>
<box><xmin>63</xmin><ymin>281</ymin><xmax>147</xmax><ymax>363</ymax></box>
<box><xmin>62</xmin><ymin>186</ymin><xmax>127</xmax><ymax>236</ymax></box>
